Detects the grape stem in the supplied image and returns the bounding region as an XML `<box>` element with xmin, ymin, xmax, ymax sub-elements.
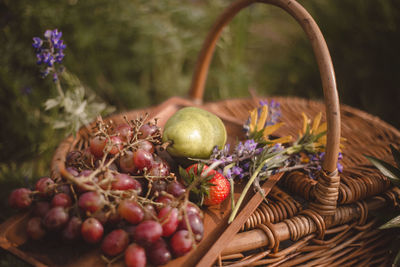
<box><xmin>159</xmin><ymin>140</ymin><xmax>173</xmax><ymax>151</ymax></box>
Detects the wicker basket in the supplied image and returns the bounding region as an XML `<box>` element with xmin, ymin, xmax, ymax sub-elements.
<box><xmin>1</xmin><ymin>0</ymin><xmax>399</xmax><ymax>266</ymax></box>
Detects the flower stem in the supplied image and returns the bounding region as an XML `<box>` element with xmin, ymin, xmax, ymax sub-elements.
<box><xmin>229</xmin><ymin>178</ymin><xmax>235</xmax><ymax>211</ymax></box>
<box><xmin>227</xmin><ymin>160</ymin><xmax>265</xmax><ymax>223</ymax></box>
<box><xmin>55</xmin><ymin>77</ymin><xmax>65</xmax><ymax>98</ymax></box>
<box><xmin>227</xmin><ymin>150</ymin><xmax>286</xmax><ymax>224</ymax></box>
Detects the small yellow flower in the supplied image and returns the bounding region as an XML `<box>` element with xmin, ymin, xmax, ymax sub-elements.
<box><xmin>248</xmin><ymin>105</ymin><xmax>292</xmax><ymax>145</ymax></box>
<box><xmin>300</xmin><ymin>112</ymin><xmax>345</xmax><ymax>151</ymax></box>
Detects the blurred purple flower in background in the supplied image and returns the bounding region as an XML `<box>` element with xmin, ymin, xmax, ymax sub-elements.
<box><xmin>33</xmin><ymin>29</ymin><xmax>66</xmax><ymax>80</ymax></box>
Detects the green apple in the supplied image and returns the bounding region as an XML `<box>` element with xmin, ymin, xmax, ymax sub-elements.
<box><xmin>162</xmin><ymin>107</ymin><xmax>227</xmax><ymax>159</ymax></box>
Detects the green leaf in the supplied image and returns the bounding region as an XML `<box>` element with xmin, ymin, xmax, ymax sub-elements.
<box><xmin>52</xmin><ymin>120</ymin><xmax>70</xmax><ymax>129</ymax></box>
<box><xmin>390</xmin><ymin>144</ymin><xmax>400</xmax><ymax>169</ymax></box>
<box><xmin>312</xmin><ymin>130</ymin><xmax>327</xmax><ymax>142</ymax></box>
<box><xmin>44</xmin><ymin>98</ymin><xmax>60</xmax><ymax>110</ymax></box>
<box><xmin>364</xmin><ymin>154</ymin><xmax>400</xmax><ymax>187</ymax></box>
<box><xmin>379</xmin><ymin>214</ymin><xmax>400</xmax><ymax>229</ymax></box>
<box><xmin>179</xmin><ymin>166</ymin><xmax>191</xmax><ymax>186</ymax></box>
<box><xmin>394</xmin><ymin>249</ymin><xmax>400</xmax><ymax>266</ymax></box>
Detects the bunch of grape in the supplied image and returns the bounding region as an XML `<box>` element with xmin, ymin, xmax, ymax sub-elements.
<box><xmin>8</xmin><ymin>115</ymin><xmax>204</xmax><ymax>267</ymax></box>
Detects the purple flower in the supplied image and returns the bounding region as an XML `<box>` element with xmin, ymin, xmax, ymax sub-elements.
<box><xmin>54</xmin><ymin>40</ymin><xmax>66</xmax><ymax>50</ymax></box>
<box><xmin>51</xmin><ymin>29</ymin><xmax>62</xmax><ymax>41</ymax></box>
<box><xmin>40</xmin><ymin>68</ymin><xmax>51</xmax><ymax>78</ymax></box>
<box><xmin>242</xmin><ymin>162</ymin><xmax>250</xmax><ymax>170</ymax></box>
<box><xmin>32</xmin><ymin>37</ymin><xmax>43</xmax><ymax>50</ymax></box>
<box><xmin>232</xmin><ymin>166</ymin><xmax>243</xmax><ymax>176</ymax></box>
<box><xmin>244</xmin><ymin>139</ymin><xmax>258</xmax><ymax>152</ymax></box>
<box><xmin>54</xmin><ymin>52</ymin><xmax>64</xmax><ymax>63</ymax></box>
<box><xmin>33</xmin><ymin>29</ymin><xmax>66</xmax><ymax>79</ymax></box>
<box><xmin>41</xmin><ymin>52</ymin><xmax>55</xmax><ymax>66</ymax></box>
<box><xmin>272</xmin><ymin>143</ymin><xmax>284</xmax><ymax>153</ymax></box>
<box><xmin>260</xmin><ymin>100</ymin><xmax>281</xmax><ymax>126</ymax></box>
<box><xmin>44</xmin><ymin>30</ymin><xmax>53</xmax><ymax>39</ymax></box>
<box><xmin>235</xmin><ymin>139</ymin><xmax>258</xmax><ymax>157</ymax></box>
<box><xmin>337</xmin><ymin>162</ymin><xmax>343</xmax><ymax>173</ymax></box>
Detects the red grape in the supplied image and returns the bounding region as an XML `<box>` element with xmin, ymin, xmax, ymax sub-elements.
<box><xmin>136</xmin><ymin>140</ymin><xmax>154</xmax><ymax>153</ymax></box>
<box><xmin>185</xmin><ymin>202</ymin><xmax>203</xmax><ymax>218</ymax></box>
<box><xmin>112</xmin><ymin>173</ymin><xmax>142</xmax><ymax>194</ymax></box>
<box><xmin>90</xmin><ymin>136</ymin><xmax>107</xmax><ymax>158</ymax></box>
<box><xmin>115</xmin><ymin>123</ymin><xmax>133</xmax><ymax>142</ymax></box>
<box><xmin>158</xmin><ymin>206</ymin><xmax>179</xmax><ymax>237</ymax></box>
<box><xmin>146</xmin><ymin>238</ymin><xmax>171</xmax><ymax>265</ymax></box>
<box><xmin>118</xmin><ymin>200</ymin><xmax>144</xmax><ymax>224</ymax></box>
<box><xmin>155</xmin><ymin>195</ymin><xmax>173</xmax><ymax>209</ymax></box>
<box><xmin>32</xmin><ymin>201</ymin><xmax>51</xmax><ymax>217</ymax></box>
<box><xmin>65</xmin><ymin>150</ymin><xmax>81</xmax><ymax>165</ymax></box>
<box><xmin>66</xmin><ymin>167</ymin><xmax>79</xmax><ymax>177</ymax></box>
<box><xmin>125</xmin><ymin>243</ymin><xmax>146</xmax><ymax>267</ymax></box>
<box><xmin>101</xmin><ymin>229</ymin><xmax>129</xmax><ymax>256</ymax></box>
<box><xmin>107</xmin><ymin>211</ymin><xmax>122</xmax><ymax>225</ymax></box>
<box><xmin>35</xmin><ymin>177</ymin><xmax>55</xmax><ymax>197</ymax></box>
<box><xmin>178</xmin><ymin>213</ymin><xmax>204</xmax><ymax>241</ymax></box>
<box><xmin>133</xmin><ymin>149</ymin><xmax>153</xmax><ymax>171</ymax></box>
<box><xmin>133</xmin><ymin>220</ymin><xmax>162</xmax><ymax>246</ymax></box>
<box><xmin>108</xmin><ymin>136</ymin><xmax>123</xmax><ymax>155</ymax></box>
<box><xmin>26</xmin><ymin>217</ymin><xmax>46</xmax><ymax>240</ymax></box>
<box><xmin>148</xmin><ymin>164</ymin><xmax>170</xmax><ymax>177</ymax></box>
<box><xmin>149</xmin><ymin>156</ymin><xmax>170</xmax><ymax>177</ymax></box>
<box><xmin>62</xmin><ymin>216</ymin><xmax>82</xmax><ymax>242</ymax></box>
<box><xmin>139</xmin><ymin>123</ymin><xmax>158</xmax><ymax>139</ymax></box>
<box><xmin>167</xmin><ymin>181</ymin><xmax>186</xmax><ymax>197</ymax></box>
<box><xmin>51</xmin><ymin>193</ymin><xmax>72</xmax><ymax>208</ymax></box>
<box><xmin>92</xmin><ymin>210</ymin><xmax>110</xmax><ymax>225</ymax></box>
<box><xmin>8</xmin><ymin>188</ymin><xmax>32</xmax><ymax>210</ymax></box>
<box><xmin>124</xmin><ymin>225</ymin><xmax>137</xmax><ymax>241</ymax></box>
<box><xmin>119</xmin><ymin>151</ymin><xmax>136</xmax><ymax>174</ymax></box>
<box><xmin>151</xmin><ymin>180</ymin><xmax>168</xmax><ymax>195</ymax></box>
<box><xmin>142</xmin><ymin>204</ymin><xmax>157</xmax><ymax>221</ymax></box>
<box><xmin>78</xmin><ymin>191</ymin><xmax>104</xmax><ymax>214</ymax></box>
<box><xmin>56</xmin><ymin>184</ymin><xmax>72</xmax><ymax>195</ymax></box>
<box><xmin>170</xmin><ymin>230</ymin><xmax>193</xmax><ymax>257</ymax></box>
<box><xmin>81</xmin><ymin>217</ymin><xmax>104</xmax><ymax>244</ymax></box>
<box><xmin>42</xmin><ymin>206</ymin><xmax>69</xmax><ymax>231</ymax></box>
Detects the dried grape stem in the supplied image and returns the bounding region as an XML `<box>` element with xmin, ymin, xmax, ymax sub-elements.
<box><xmin>160</xmin><ymin>140</ymin><xmax>172</xmax><ymax>151</ymax></box>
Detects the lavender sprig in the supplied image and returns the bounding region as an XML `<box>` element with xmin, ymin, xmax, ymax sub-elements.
<box><xmin>32</xmin><ymin>29</ymin><xmax>114</xmax><ymax>134</ymax></box>
<box><xmin>33</xmin><ymin>29</ymin><xmax>66</xmax><ymax>85</ymax></box>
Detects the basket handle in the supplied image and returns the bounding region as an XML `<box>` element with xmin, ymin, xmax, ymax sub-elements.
<box><xmin>189</xmin><ymin>0</ymin><xmax>340</xmax><ymax>174</ymax></box>
<box><xmin>189</xmin><ymin>0</ymin><xmax>341</xmax><ymax>215</ymax></box>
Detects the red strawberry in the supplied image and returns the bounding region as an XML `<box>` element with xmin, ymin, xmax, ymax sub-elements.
<box><xmin>184</xmin><ymin>164</ymin><xmax>230</xmax><ymax>206</ymax></box>
<box><xmin>202</xmin><ymin>170</ymin><xmax>230</xmax><ymax>206</ymax></box>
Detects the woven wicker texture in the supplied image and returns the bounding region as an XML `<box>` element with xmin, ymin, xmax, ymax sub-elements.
<box><xmin>48</xmin><ymin>0</ymin><xmax>400</xmax><ymax>266</ymax></box>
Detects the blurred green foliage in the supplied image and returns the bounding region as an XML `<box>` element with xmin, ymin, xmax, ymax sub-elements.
<box><xmin>1</xmin><ymin>0</ymin><xmax>399</xmax><ymax>263</ymax></box>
